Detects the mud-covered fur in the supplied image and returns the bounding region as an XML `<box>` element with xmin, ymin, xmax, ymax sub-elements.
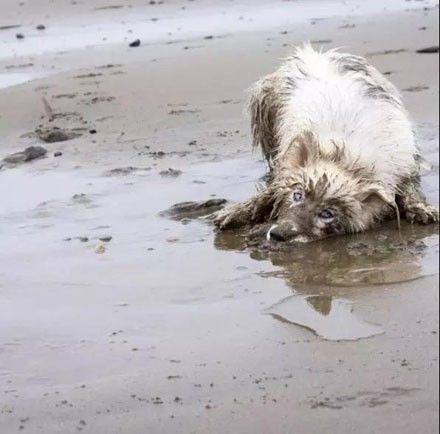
<box><xmin>215</xmin><ymin>45</ymin><xmax>438</xmax><ymax>242</ymax></box>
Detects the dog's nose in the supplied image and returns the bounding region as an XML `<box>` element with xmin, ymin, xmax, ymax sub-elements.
<box><xmin>269</xmin><ymin>226</ymin><xmax>287</xmax><ymax>241</ymax></box>
<box><xmin>268</xmin><ymin>224</ymin><xmax>295</xmax><ymax>242</ymax></box>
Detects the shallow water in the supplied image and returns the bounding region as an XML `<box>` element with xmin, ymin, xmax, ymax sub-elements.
<box><xmin>265</xmin><ymin>295</ymin><xmax>384</xmax><ymax>341</ymax></box>
<box><xmin>1</xmin><ymin>156</ymin><xmax>438</xmax><ymax>346</ymax></box>
<box><xmin>214</xmin><ymin>221</ymin><xmax>439</xmax><ymax>289</ymax></box>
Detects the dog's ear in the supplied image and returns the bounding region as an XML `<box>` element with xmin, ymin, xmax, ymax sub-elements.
<box><xmin>355</xmin><ymin>184</ymin><xmax>395</xmax><ymax>206</ymax></box>
<box><xmin>355</xmin><ymin>184</ymin><xmax>400</xmax><ymax>227</ymax></box>
<box><xmin>293</xmin><ymin>131</ymin><xmax>318</xmax><ymax>167</ymax></box>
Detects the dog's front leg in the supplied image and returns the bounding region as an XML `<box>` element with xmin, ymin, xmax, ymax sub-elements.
<box><xmin>213</xmin><ymin>187</ymin><xmax>279</xmax><ymax>230</ymax></box>
<box><xmin>213</xmin><ymin>201</ymin><xmax>256</xmax><ymax>229</ymax></box>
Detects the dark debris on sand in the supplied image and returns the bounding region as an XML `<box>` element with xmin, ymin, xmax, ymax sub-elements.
<box><xmin>160</xmin><ymin>199</ymin><xmax>227</xmax><ymax>220</ymax></box>
<box><xmin>36</xmin><ymin>126</ymin><xmax>82</xmax><ymax>143</ymax></box>
<box><xmin>159</xmin><ymin>168</ymin><xmax>182</xmax><ymax>178</ymax></box>
<box><xmin>416</xmin><ymin>46</ymin><xmax>439</xmax><ymax>54</ymax></box>
<box><xmin>104</xmin><ymin>166</ymin><xmax>151</xmax><ymax>176</ymax></box>
<box><xmin>129</xmin><ymin>39</ymin><xmax>141</xmax><ymax>47</ymax></box>
<box><xmin>2</xmin><ymin>146</ymin><xmax>47</xmax><ymax>167</ymax></box>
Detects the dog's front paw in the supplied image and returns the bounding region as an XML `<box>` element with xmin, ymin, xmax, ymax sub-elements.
<box><xmin>213</xmin><ymin>208</ymin><xmax>237</xmax><ymax>229</ymax></box>
<box><xmin>405</xmin><ymin>203</ymin><xmax>439</xmax><ymax>225</ymax></box>
<box><xmin>212</xmin><ymin>209</ymin><xmax>229</xmax><ymax>229</ymax></box>
<box><xmin>213</xmin><ymin>205</ymin><xmax>250</xmax><ymax>230</ymax></box>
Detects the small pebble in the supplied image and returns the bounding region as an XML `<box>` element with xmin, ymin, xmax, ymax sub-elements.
<box><xmin>95</xmin><ymin>243</ymin><xmax>106</xmax><ymax>254</ymax></box>
<box><xmin>129</xmin><ymin>39</ymin><xmax>141</xmax><ymax>47</ymax></box>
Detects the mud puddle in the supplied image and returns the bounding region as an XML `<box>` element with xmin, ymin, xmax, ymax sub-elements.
<box><xmin>163</xmin><ymin>185</ymin><xmax>438</xmax><ymax>341</ymax></box>
<box><xmin>265</xmin><ymin>295</ymin><xmax>384</xmax><ymax>341</ymax></box>
<box><xmin>212</xmin><ymin>221</ymin><xmax>439</xmax><ymax>289</ymax></box>
<box><xmin>162</xmin><ymin>192</ymin><xmax>439</xmax><ymax>290</ymax></box>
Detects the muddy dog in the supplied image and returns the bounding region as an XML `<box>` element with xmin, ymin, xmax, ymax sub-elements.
<box><xmin>214</xmin><ymin>45</ymin><xmax>439</xmax><ymax>242</ymax></box>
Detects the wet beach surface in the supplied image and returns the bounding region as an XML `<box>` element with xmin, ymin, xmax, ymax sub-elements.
<box><xmin>0</xmin><ymin>0</ymin><xmax>439</xmax><ymax>433</ymax></box>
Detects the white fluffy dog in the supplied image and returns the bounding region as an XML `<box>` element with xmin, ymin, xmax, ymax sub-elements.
<box><xmin>215</xmin><ymin>45</ymin><xmax>438</xmax><ymax>242</ymax></box>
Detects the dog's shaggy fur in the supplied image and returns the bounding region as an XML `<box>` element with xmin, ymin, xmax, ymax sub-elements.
<box><xmin>214</xmin><ymin>45</ymin><xmax>438</xmax><ymax>242</ymax></box>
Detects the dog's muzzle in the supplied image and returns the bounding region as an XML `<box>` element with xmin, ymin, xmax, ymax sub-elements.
<box><xmin>267</xmin><ymin>224</ymin><xmax>296</xmax><ymax>242</ymax></box>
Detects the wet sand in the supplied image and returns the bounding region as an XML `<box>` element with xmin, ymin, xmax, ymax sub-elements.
<box><xmin>0</xmin><ymin>0</ymin><xmax>439</xmax><ymax>433</ymax></box>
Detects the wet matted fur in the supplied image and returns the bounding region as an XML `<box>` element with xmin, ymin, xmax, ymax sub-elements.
<box><xmin>214</xmin><ymin>45</ymin><xmax>438</xmax><ymax>243</ymax></box>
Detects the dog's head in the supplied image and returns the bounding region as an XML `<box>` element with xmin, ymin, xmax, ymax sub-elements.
<box><xmin>252</xmin><ymin>133</ymin><xmax>396</xmax><ymax>243</ymax></box>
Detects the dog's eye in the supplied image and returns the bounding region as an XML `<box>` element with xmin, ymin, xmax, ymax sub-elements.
<box><xmin>319</xmin><ymin>209</ymin><xmax>335</xmax><ymax>221</ymax></box>
<box><xmin>292</xmin><ymin>191</ymin><xmax>304</xmax><ymax>203</ymax></box>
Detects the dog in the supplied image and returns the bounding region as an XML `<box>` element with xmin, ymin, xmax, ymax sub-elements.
<box><xmin>214</xmin><ymin>45</ymin><xmax>439</xmax><ymax>243</ymax></box>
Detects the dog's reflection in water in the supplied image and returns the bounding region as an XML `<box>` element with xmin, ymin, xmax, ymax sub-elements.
<box><xmin>214</xmin><ymin>220</ymin><xmax>438</xmax><ymax>290</ymax></box>
<box><xmin>214</xmin><ymin>220</ymin><xmax>438</xmax><ymax>340</ymax></box>
<box><xmin>306</xmin><ymin>295</ymin><xmax>332</xmax><ymax>315</ymax></box>
<box><xmin>265</xmin><ymin>294</ymin><xmax>384</xmax><ymax>341</ymax></box>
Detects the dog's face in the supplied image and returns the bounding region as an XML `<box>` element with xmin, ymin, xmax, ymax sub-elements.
<box><xmin>214</xmin><ymin>133</ymin><xmax>396</xmax><ymax>241</ymax></box>
<box><xmin>267</xmin><ymin>179</ymin><xmax>356</xmax><ymax>243</ymax></box>
<box><xmin>262</xmin><ymin>138</ymin><xmax>396</xmax><ymax>243</ymax></box>
<box><xmin>266</xmin><ymin>169</ymin><xmax>394</xmax><ymax>243</ymax></box>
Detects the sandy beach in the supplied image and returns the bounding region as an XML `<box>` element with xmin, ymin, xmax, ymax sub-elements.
<box><xmin>0</xmin><ymin>0</ymin><xmax>439</xmax><ymax>433</ymax></box>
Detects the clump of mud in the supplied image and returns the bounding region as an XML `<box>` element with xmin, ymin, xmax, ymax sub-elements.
<box><xmin>159</xmin><ymin>168</ymin><xmax>182</xmax><ymax>178</ymax></box>
<box><xmin>104</xmin><ymin>166</ymin><xmax>151</xmax><ymax>176</ymax></box>
<box><xmin>35</xmin><ymin>126</ymin><xmax>82</xmax><ymax>143</ymax></box>
<box><xmin>161</xmin><ymin>199</ymin><xmax>227</xmax><ymax>220</ymax></box>
<box><xmin>1</xmin><ymin>146</ymin><xmax>47</xmax><ymax>167</ymax></box>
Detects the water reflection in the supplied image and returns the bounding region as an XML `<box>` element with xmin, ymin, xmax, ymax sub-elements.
<box><xmin>163</xmin><ymin>200</ymin><xmax>438</xmax><ymax>340</ymax></box>
<box><xmin>265</xmin><ymin>295</ymin><xmax>384</xmax><ymax>341</ymax></box>
<box><xmin>307</xmin><ymin>295</ymin><xmax>332</xmax><ymax>315</ymax></box>
<box><xmin>215</xmin><ymin>221</ymin><xmax>438</xmax><ymax>340</ymax></box>
<box><xmin>214</xmin><ymin>221</ymin><xmax>439</xmax><ymax>289</ymax></box>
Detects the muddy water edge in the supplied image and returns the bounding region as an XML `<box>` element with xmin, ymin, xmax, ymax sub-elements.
<box><xmin>0</xmin><ymin>1</ymin><xmax>439</xmax><ymax>433</ymax></box>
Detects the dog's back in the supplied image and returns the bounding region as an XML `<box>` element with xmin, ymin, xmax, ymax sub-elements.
<box><xmin>249</xmin><ymin>45</ymin><xmax>417</xmax><ymax>191</ymax></box>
